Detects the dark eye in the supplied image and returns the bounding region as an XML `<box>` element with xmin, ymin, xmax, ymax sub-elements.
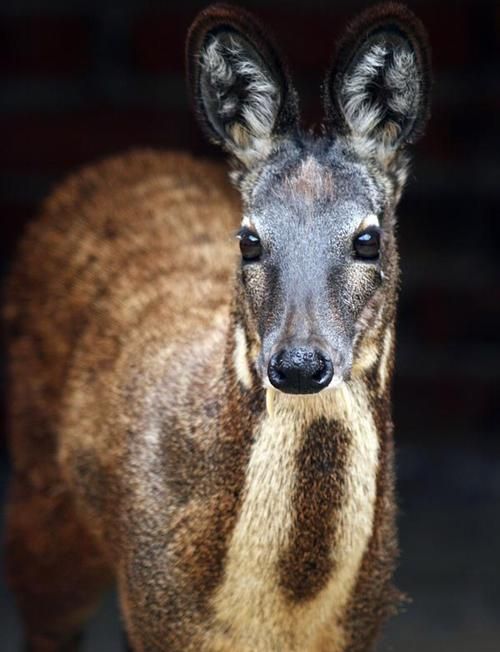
<box><xmin>238</xmin><ymin>229</ymin><xmax>262</xmax><ymax>261</ymax></box>
<box><xmin>353</xmin><ymin>228</ymin><xmax>380</xmax><ymax>260</ymax></box>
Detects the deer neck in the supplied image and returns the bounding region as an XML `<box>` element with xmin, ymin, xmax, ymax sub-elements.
<box><xmin>211</xmin><ymin>320</ymin><xmax>392</xmax><ymax>651</ymax></box>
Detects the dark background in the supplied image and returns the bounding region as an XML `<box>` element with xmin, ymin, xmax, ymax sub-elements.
<box><xmin>1</xmin><ymin>0</ymin><xmax>499</xmax><ymax>650</ymax></box>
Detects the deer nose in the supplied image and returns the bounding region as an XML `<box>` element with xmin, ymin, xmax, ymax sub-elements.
<box><xmin>268</xmin><ymin>347</ymin><xmax>334</xmax><ymax>394</ymax></box>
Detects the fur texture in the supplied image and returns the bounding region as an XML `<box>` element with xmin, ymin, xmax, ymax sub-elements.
<box><xmin>4</xmin><ymin>3</ymin><xmax>430</xmax><ymax>651</ymax></box>
<box><xmin>187</xmin><ymin>3</ymin><xmax>298</xmax><ymax>169</ymax></box>
<box><xmin>200</xmin><ymin>34</ymin><xmax>280</xmax><ymax>155</ymax></box>
<box><xmin>324</xmin><ymin>1</ymin><xmax>431</xmax><ymax>171</ymax></box>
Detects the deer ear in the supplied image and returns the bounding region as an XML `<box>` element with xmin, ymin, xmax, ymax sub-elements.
<box><xmin>324</xmin><ymin>2</ymin><xmax>431</xmax><ymax>166</ymax></box>
<box><xmin>186</xmin><ymin>3</ymin><xmax>298</xmax><ymax>168</ymax></box>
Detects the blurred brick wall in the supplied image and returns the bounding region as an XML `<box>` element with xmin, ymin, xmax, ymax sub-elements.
<box><xmin>1</xmin><ymin>0</ymin><xmax>499</xmax><ymax>446</ymax></box>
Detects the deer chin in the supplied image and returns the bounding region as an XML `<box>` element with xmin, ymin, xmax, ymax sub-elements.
<box><xmin>263</xmin><ymin>373</ymin><xmax>347</xmax><ymax>420</ymax></box>
<box><xmin>262</xmin><ymin>373</ymin><xmax>346</xmax><ymax>391</ymax></box>
<box><xmin>264</xmin><ymin>380</ymin><xmax>350</xmax><ymax>419</ymax></box>
<box><xmin>324</xmin><ymin>373</ymin><xmax>347</xmax><ymax>391</ymax></box>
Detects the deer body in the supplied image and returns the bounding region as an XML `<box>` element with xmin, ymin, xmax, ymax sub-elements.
<box><xmin>5</xmin><ymin>4</ymin><xmax>430</xmax><ymax>651</ymax></box>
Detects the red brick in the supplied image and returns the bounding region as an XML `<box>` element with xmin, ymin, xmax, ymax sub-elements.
<box><xmin>419</xmin><ymin>96</ymin><xmax>500</xmax><ymax>162</ymax></box>
<box><xmin>132</xmin><ymin>6</ymin><xmax>471</xmax><ymax>77</ymax></box>
<box><xmin>132</xmin><ymin>11</ymin><xmax>193</xmax><ymax>74</ymax></box>
<box><xmin>251</xmin><ymin>8</ymin><xmax>348</xmax><ymax>74</ymax></box>
<box><xmin>403</xmin><ymin>286</ymin><xmax>500</xmax><ymax>347</ymax></box>
<box><xmin>271</xmin><ymin>5</ymin><xmax>470</xmax><ymax>73</ymax></box>
<box><xmin>0</xmin><ymin>202</ymin><xmax>36</xmax><ymax>260</ymax></box>
<box><xmin>0</xmin><ymin>109</ymin><xmax>208</xmax><ymax>173</ymax></box>
<box><xmin>132</xmin><ymin>8</ymin><xmax>350</xmax><ymax>76</ymax></box>
<box><xmin>394</xmin><ymin>375</ymin><xmax>498</xmax><ymax>437</ymax></box>
<box><xmin>416</xmin><ymin>5</ymin><xmax>471</xmax><ymax>70</ymax></box>
<box><xmin>0</xmin><ymin>15</ymin><xmax>91</xmax><ymax>76</ymax></box>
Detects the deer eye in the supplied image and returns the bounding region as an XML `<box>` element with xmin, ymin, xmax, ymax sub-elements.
<box><xmin>353</xmin><ymin>227</ymin><xmax>380</xmax><ymax>260</ymax></box>
<box><xmin>238</xmin><ymin>229</ymin><xmax>262</xmax><ymax>261</ymax></box>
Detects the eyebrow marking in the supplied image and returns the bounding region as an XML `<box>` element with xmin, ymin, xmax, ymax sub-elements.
<box><xmin>359</xmin><ymin>214</ymin><xmax>380</xmax><ymax>230</ymax></box>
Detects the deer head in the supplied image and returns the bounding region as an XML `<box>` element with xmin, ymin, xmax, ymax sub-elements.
<box><xmin>187</xmin><ymin>2</ymin><xmax>431</xmax><ymax>395</ymax></box>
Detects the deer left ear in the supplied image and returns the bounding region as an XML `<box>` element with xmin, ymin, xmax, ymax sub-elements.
<box><xmin>187</xmin><ymin>4</ymin><xmax>298</xmax><ymax>169</ymax></box>
<box><xmin>324</xmin><ymin>3</ymin><xmax>431</xmax><ymax>166</ymax></box>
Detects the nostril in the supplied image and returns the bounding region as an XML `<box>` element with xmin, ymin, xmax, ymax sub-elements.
<box><xmin>273</xmin><ymin>367</ymin><xmax>286</xmax><ymax>383</ymax></box>
<box><xmin>268</xmin><ymin>352</ymin><xmax>287</xmax><ymax>386</ymax></box>
<box><xmin>312</xmin><ymin>366</ymin><xmax>332</xmax><ymax>385</ymax></box>
<box><xmin>311</xmin><ymin>364</ymin><xmax>325</xmax><ymax>383</ymax></box>
<box><xmin>311</xmin><ymin>354</ymin><xmax>333</xmax><ymax>387</ymax></box>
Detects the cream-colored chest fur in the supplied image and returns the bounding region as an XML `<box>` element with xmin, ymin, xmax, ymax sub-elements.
<box><xmin>208</xmin><ymin>382</ymin><xmax>379</xmax><ymax>652</ymax></box>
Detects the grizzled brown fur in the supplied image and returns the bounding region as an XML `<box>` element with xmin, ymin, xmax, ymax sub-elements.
<box><xmin>4</xmin><ymin>4</ymin><xmax>430</xmax><ymax>652</ymax></box>
<box><xmin>278</xmin><ymin>418</ymin><xmax>350</xmax><ymax>603</ymax></box>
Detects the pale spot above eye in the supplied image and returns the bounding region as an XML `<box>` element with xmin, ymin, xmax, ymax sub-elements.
<box><xmin>358</xmin><ymin>214</ymin><xmax>380</xmax><ymax>230</ymax></box>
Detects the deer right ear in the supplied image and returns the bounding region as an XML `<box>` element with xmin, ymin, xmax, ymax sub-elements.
<box><xmin>186</xmin><ymin>4</ymin><xmax>299</xmax><ymax>168</ymax></box>
<box><xmin>324</xmin><ymin>3</ymin><xmax>431</xmax><ymax>167</ymax></box>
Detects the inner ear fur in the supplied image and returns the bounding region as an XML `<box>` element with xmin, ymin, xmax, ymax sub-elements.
<box><xmin>186</xmin><ymin>3</ymin><xmax>298</xmax><ymax>157</ymax></box>
<box><xmin>324</xmin><ymin>2</ymin><xmax>431</xmax><ymax>147</ymax></box>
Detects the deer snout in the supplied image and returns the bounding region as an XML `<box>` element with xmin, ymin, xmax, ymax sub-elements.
<box><xmin>268</xmin><ymin>347</ymin><xmax>333</xmax><ymax>395</ymax></box>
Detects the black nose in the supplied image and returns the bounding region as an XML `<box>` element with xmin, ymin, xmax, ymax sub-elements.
<box><xmin>268</xmin><ymin>347</ymin><xmax>334</xmax><ymax>394</ymax></box>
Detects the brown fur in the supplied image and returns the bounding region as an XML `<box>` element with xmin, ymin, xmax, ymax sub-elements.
<box><xmin>4</xmin><ymin>150</ymin><xmax>247</xmax><ymax>650</ymax></box>
<box><xmin>278</xmin><ymin>417</ymin><xmax>349</xmax><ymax>603</ymax></box>
<box><xmin>5</xmin><ymin>156</ymin><xmax>396</xmax><ymax>652</ymax></box>
<box><xmin>4</xmin><ymin>2</ymin><xmax>431</xmax><ymax>650</ymax></box>
<box><xmin>4</xmin><ymin>150</ymin><xmax>397</xmax><ymax>649</ymax></box>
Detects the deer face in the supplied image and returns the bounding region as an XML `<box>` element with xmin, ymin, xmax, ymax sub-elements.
<box><xmin>188</xmin><ymin>3</ymin><xmax>431</xmax><ymax>394</ymax></box>
<box><xmin>235</xmin><ymin>144</ymin><xmax>389</xmax><ymax>394</ymax></box>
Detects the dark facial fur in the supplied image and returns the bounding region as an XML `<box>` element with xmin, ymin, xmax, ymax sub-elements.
<box><xmin>234</xmin><ymin>136</ymin><xmax>396</xmax><ymax>388</ymax></box>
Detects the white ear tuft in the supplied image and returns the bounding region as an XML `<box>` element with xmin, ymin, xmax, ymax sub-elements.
<box><xmin>324</xmin><ymin>3</ymin><xmax>431</xmax><ymax>168</ymax></box>
<box><xmin>339</xmin><ymin>41</ymin><xmax>422</xmax><ymax>161</ymax></box>
<box><xmin>200</xmin><ymin>34</ymin><xmax>280</xmax><ymax>154</ymax></box>
<box><xmin>187</xmin><ymin>5</ymin><xmax>299</xmax><ymax>169</ymax></box>
<box><xmin>385</xmin><ymin>49</ymin><xmax>420</xmax><ymax>115</ymax></box>
<box><xmin>341</xmin><ymin>43</ymin><xmax>389</xmax><ymax>138</ymax></box>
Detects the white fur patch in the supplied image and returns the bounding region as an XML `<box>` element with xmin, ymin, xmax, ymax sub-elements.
<box><xmin>211</xmin><ymin>393</ymin><xmax>304</xmax><ymax>650</ymax></box>
<box><xmin>265</xmin><ymin>387</ymin><xmax>276</xmax><ymax>417</ymax></box>
<box><xmin>210</xmin><ymin>383</ymin><xmax>379</xmax><ymax>651</ymax></box>
<box><xmin>378</xmin><ymin>328</ymin><xmax>393</xmax><ymax>395</ymax></box>
<box><xmin>233</xmin><ymin>325</ymin><xmax>252</xmax><ymax>389</ymax></box>
<box><xmin>352</xmin><ymin>339</ymin><xmax>379</xmax><ymax>375</ymax></box>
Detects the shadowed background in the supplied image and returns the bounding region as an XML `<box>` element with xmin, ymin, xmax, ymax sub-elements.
<box><xmin>1</xmin><ymin>0</ymin><xmax>499</xmax><ymax>650</ymax></box>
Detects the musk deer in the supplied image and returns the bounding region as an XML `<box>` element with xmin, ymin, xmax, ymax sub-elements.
<box><xmin>4</xmin><ymin>3</ymin><xmax>431</xmax><ymax>651</ymax></box>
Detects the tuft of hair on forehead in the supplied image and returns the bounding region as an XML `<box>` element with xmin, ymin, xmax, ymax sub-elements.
<box><xmin>283</xmin><ymin>157</ymin><xmax>336</xmax><ymax>203</ymax></box>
